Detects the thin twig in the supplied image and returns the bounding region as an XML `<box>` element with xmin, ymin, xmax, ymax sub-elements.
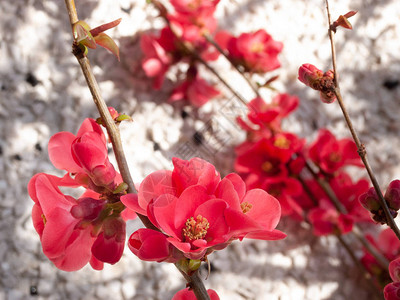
<box><xmin>63</xmin><ymin>2</ymin><xmax>210</xmax><ymax>299</ymax></box>
<box><xmin>324</xmin><ymin>0</ymin><xmax>400</xmax><ymax>241</ymax></box>
<box><xmin>304</xmin><ymin>159</ymin><xmax>389</xmax><ymax>269</ymax></box>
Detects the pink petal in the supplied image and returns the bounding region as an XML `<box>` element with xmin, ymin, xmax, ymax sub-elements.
<box><xmin>48</xmin><ymin>132</ymin><xmax>81</xmax><ymax>173</ymax></box>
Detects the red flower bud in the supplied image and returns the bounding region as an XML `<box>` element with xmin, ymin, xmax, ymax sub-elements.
<box><xmin>385</xmin><ymin>180</ymin><xmax>400</xmax><ymax>211</ymax></box>
<box><xmin>384</xmin><ymin>282</ymin><xmax>400</xmax><ymax>300</ymax></box>
<box><xmin>298</xmin><ymin>64</ymin><xmax>324</xmax><ymax>90</ymax></box>
<box><xmin>359</xmin><ymin>187</ymin><xmax>381</xmax><ymax>212</ymax></box>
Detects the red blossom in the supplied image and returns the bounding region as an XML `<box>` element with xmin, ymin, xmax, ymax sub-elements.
<box><xmin>237</xmin><ymin>94</ymin><xmax>299</xmax><ymax>141</ymax></box>
<box><xmin>140</xmin><ymin>33</ymin><xmax>172</xmax><ymax>89</ymax></box>
<box><xmin>29</xmin><ymin>174</ymin><xmax>103</xmax><ymax>271</ymax></box>
<box><xmin>48</xmin><ymin>118</ymin><xmax>119</xmax><ymax>191</ymax></box>
<box><xmin>128</xmin><ymin>228</ymin><xmax>178</xmax><ymax>262</ymax></box>
<box><xmin>169</xmin><ymin>69</ymin><xmax>220</xmax><ymax>107</ymax></box>
<box><xmin>216</xmin><ymin>29</ymin><xmax>283</xmax><ymax>73</ymax></box>
<box><xmin>362</xmin><ymin>229</ymin><xmax>400</xmax><ymax>287</ymax></box>
<box><xmin>308</xmin><ymin>200</ymin><xmax>353</xmax><ymax>236</ymax></box>
<box><xmin>308</xmin><ymin>129</ymin><xmax>363</xmax><ymax>174</ymax></box>
<box><xmin>172</xmin><ymin>287</ymin><xmax>220</xmax><ymax>300</ymax></box>
<box><xmin>121</xmin><ymin>157</ymin><xmax>284</xmax><ymax>261</ymax></box>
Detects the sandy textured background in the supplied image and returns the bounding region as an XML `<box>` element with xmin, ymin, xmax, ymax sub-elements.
<box><xmin>1</xmin><ymin>0</ymin><xmax>400</xmax><ymax>299</ymax></box>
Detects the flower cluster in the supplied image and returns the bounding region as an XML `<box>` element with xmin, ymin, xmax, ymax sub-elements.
<box><xmin>361</xmin><ymin>229</ymin><xmax>400</xmax><ymax>289</ymax></box>
<box><xmin>140</xmin><ymin>0</ymin><xmax>282</xmax><ymax>107</ymax></box>
<box><xmin>121</xmin><ymin>157</ymin><xmax>285</xmax><ymax>262</ymax></box>
<box><xmin>234</xmin><ymin>94</ymin><xmax>371</xmax><ymax>236</ymax></box>
<box><xmin>28</xmin><ymin>116</ymin><xmax>135</xmax><ymax>271</ymax></box>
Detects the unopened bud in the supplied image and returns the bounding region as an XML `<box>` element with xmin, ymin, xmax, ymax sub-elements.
<box><xmin>359</xmin><ymin>187</ymin><xmax>381</xmax><ymax>211</ymax></box>
<box><xmin>385</xmin><ymin>180</ymin><xmax>400</xmax><ymax>211</ymax></box>
<box><xmin>71</xmin><ymin>197</ymin><xmax>106</xmax><ymax>221</ymax></box>
<box><xmin>298</xmin><ymin>64</ymin><xmax>324</xmax><ymax>90</ymax></box>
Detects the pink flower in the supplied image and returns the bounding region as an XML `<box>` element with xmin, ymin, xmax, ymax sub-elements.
<box><xmin>362</xmin><ymin>229</ymin><xmax>400</xmax><ymax>286</ymax></box>
<box><xmin>170</xmin><ymin>0</ymin><xmax>219</xmax><ymax>16</ymax></box>
<box><xmin>235</xmin><ymin>135</ymin><xmax>303</xmax><ymax>189</ymax></box>
<box><xmin>237</xmin><ymin>94</ymin><xmax>299</xmax><ymax>141</ymax></box>
<box><xmin>308</xmin><ymin>129</ymin><xmax>363</xmax><ymax>174</ymax></box>
<box><xmin>128</xmin><ymin>228</ymin><xmax>178</xmax><ymax>262</ymax></box>
<box><xmin>217</xmin><ymin>30</ymin><xmax>283</xmax><ymax>73</ymax></box>
<box><xmin>122</xmin><ymin>157</ymin><xmax>284</xmax><ymax>260</ymax></box>
<box><xmin>48</xmin><ymin>118</ymin><xmax>118</xmax><ymax>191</ymax></box>
<box><xmin>29</xmin><ymin>173</ymin><xmax>104</xmax><ymax>271</ymax></box>
<box><xmin>29</xmin><ymin>172</ymin><xmax>128</xmax><ymax>271</ymax></box>
<box><xmin>91</xmin><ymin>217</ymin><xmax>126</xmax><ymax>264</ymax></box>
<box><xmin>169</xmin><ymin>68</ymin><xmax>220</xmax><ymax>107</ymax></box>
<box><xmin>140</xmin><ymin>33</ymin><xmax>172</xmax><ymax>89</ymax></box>
<box><xmin>308</xmin><ymin>200</ymin><xmax>353</xmax><ymax>236</ymax></box>
<box><xmin>216</xmin><ymin>173</ymin><xmax>286</xmax><ymax>241</ymax></box>
<box><xmin>172</xmin><ymin>287</ymin><xmax>220</xmax><ymax>300</ymax></box>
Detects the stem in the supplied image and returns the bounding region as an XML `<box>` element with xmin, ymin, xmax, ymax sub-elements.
<box><xmin>304</xmin><ymin>159</ymin><xmax>389</xmax><ymax>269</ymax></box>
<box><xmin>64</xmin><ymin>2</ymin><xmax>210</xmax><ymax>299</ymax></box>
<box><xmin>177</xmin><ymin>267</ymin><xmax>210</xmax><ymax>300</ymax></box>
<box><xmin>335</xmin><ymin>235</ymin><xmax>382</xmax><ymax>300</ymax></box>
<box><xmin>324</xmin><ymin>0</ymin><xmax>400</xmax><ymax>241</ymax></box>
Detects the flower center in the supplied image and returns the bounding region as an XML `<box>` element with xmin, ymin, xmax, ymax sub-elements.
<box><xmin>329</xmin><ymin>152</ymin><xmax>341</xmax><ymax>162</ymax></box>
<box><xmin>41</xmin><ymin>214</ymin><xmax>47</xmax><ymax>225</ymax></box>
<box><xmin>241</xmin><ymin>202</ymin><xmax>253</xmax><ymax>214</ymax></box>
<box><xmin>274</xmin><ymin>137</ymin><xmax>290</xmax><ymax>149</ymax></box>
<box><xmin>262</xmin><ymin>161</ymin><xmax>274</xmax><ymax>173</ymax></box>
<box><xmin>183</xmin><ymin>215</ymin><xmax>209</xmax><ymax>241</ymax></box>
<box><xmin>250</xmin><ymin>42</ymin><xmax>264</xmax><ymax>53</ymax></box>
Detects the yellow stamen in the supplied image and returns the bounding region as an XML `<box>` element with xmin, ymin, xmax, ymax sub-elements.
<box><xmin>274</xmin><ymin>136</ymin><xmax>290</xmax><ymax>149</ymax></box>
<box><xmin>183</xmin><ymin>215</ymin><xmax>209</xmax><ymax>241</ymax></box>
<box><xmin>241</xmin><ymin>202</ymin><xmax>253</xmax><ymax>214</ymax></box>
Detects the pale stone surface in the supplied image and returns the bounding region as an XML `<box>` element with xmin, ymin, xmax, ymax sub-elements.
<box><xmin>1</xmin><ymin>0</ymin><xmax>399</xmax><ymax>299</ymax></box>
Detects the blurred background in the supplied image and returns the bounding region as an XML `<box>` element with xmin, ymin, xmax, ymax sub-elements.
<box><xmin>1</xmin><ymin>0</ymin><xmax>400</xmax><ymax>299</ymax></box>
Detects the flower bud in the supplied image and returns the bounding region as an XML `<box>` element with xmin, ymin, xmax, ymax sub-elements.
<box><xmin>298</xmin><ymin>64</ymin><xmax>324</xmax><ymax>90</ymax></box>
<box><xmin>359</xmin><ymin>187</ymin><xmax>381</xmax><ymax>212</ymax></box>
<box><xmin>384</xmin><ymin>282</ymin><xmax>400</xmax><ymax>300</ymax></box>
<box><xmin>389</xmin><ymin>257</ymin><xmax>400</xmax><ymax>282</ymax></box>
<box><xmin>71</xmin><ymin>197</ymin><xmax>106</xmax><ymax>221</ymax></box>
<box><xmin>385</xmin><ymin>180</ymin><xmax>400</xmax><ymax>211</ymax></box>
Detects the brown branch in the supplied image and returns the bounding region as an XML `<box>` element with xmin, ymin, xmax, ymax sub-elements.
<box><xmin>64</xmin><ymin>1</ymin><xmax>210</xmax><ymax>299</ymax></box>
<box><xmin>324</xmin><ymin>0</ymin><xmax>400</xmax><ymax>241</ymax></box>
<box><xmin>304</xmin><ymin>159</ymin><xmax>389</xmax><ymax>269</ymax></box>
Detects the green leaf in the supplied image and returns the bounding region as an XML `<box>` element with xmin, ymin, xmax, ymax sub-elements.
<box><xmin>94</xmin><ymin>33</ymin><xmax>120</xmax><ymax>61</ymax></box>
<box><xmin>116</xmin><ymin>114</ymin><xmax>132</xmax><ymax>122</ymax></box>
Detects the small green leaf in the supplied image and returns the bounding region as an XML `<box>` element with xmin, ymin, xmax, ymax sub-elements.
<box><xmin>94</xmin><ymin>33</ymin><xmax>120</xmax><ymax>60</ymax></box>
<box><xmin>188</xmin><ymin>259</ymin><xmax>201</xmax><ymax>271</ymax></box>
<box><xmin>113</xmin><ymin>182</ymin><xmax>128</xmax><ymax>194</ymax></box>
<box><xmin>116</xmin><ymin>114</ymin><xmax>132</xmax><ymax>122</ymax></box>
